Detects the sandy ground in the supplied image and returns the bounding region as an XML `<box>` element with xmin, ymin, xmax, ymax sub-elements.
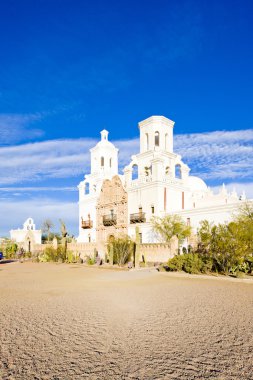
<box><xmin>0</xmin><ymin>262</ymin><xmax>253</xmax><ymax>380</ymax></box>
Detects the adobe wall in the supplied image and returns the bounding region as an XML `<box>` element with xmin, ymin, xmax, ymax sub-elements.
<box><xmin>18</xmin><ymin>240</ymin><xmax>178</xmax><ymax>264</ymax></box>
<box><xmin>139</xmin><ymin>241</ymin><xmax>177</xmax><ymax>263</ymax></box>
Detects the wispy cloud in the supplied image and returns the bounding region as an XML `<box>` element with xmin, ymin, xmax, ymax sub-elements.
<box><xmin>174</xmin><ymin>129</ymin><xmax>253</xmax><ymax>182</ymax></box>
<box><xmin>0</xmin><ymin>129</ymin><xmax>252</xmax><ymax>191</ymax></box>
<box><xmin>0</xmin><ymin>113</ymin><xmax>44</xmax><ymax>145</ymax></box>
<box><xmin>0</xmin><ymin>198</ymin><xmax>78</xmax><ymax>236</ymax></box>
<box><xmin>0</xmin><ymin>187</ymin><xmax>76</xmax><ymax>192</ymax></box>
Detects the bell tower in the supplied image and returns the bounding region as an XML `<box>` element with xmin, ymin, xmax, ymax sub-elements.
<box><xmin>139</xmin><ymin>115</ymin><xmax>175</xmax><ymax>153</ymax></box>
<box><xmin>90</xmin><ymin>129</ymin><xmax>118</xmax><ymax>178</ymax></box>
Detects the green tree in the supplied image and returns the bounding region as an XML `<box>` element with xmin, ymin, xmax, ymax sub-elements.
<box><xmin>197</xmin><ymin>211</ymin><xmax>253</xmax><ymax>274</ymax></box>
<box><xmin>151</xmin><ymin>214</ymin><xmax>191</xmax><ymax>250</ymax></box>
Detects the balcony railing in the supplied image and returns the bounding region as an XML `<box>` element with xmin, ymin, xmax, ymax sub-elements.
<box><xmin>103</xmin><ymin>214</ymin><xmax>117</xmax><ymax>226</ymax></box>
<box><xmin>81</xmin><ymin>220</ymin><xmax>93</xmax><ymax>229</ymax></box>
<box><xmin>130</xmin><ymin>212</ymin><xmax>146</xmax><ymax>224</ymax></box>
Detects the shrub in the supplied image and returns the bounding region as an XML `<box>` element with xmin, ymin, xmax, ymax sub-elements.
<box><xmin>5</xmin><ymin>243</ymin><xmax>18</xmax><ymax>259</ymax></box>
<box><xmin>40</xmin><ymin>246</ymin><xmax>73</xmax><ymax>263</ymax></box>
<box><xmin>66</xmin><ymin>250</ymin><xmax>76</xmax><ymax>263</ymax></box>
<box><xmin>182</xmin><ymin>253</ymin><xmax>204</xmax><ymax>274</ymax></box>
<box><xmin>110</xmin><ymin>235</ymin><xmax>134</xmax><ymax>266</ymax></box>
<box><xmin>87</xmin><ymin>256</ymin><xmax>95</xmax><ymax>265</ymax></box>
<box><xmin>167</xmin><ymin>255</ymin><xmax>185</xmax><ymax>271</ymax></box>
<box><xmin>167</xmin><ymin>253</ymin><xmax>210</xmax><ymax>274</ymax></box>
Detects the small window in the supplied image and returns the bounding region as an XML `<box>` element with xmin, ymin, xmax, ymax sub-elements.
<box><xmin>139</xmin><ymin>206</ymin><xmax>142</xmax><ymax>213</ymax></box>
<box><xmin>139</xmin><ymin>233</ymin><xmax>142</xmax><ymax>244</ymax></box>
<box><xmin>155</xmin><ymin>131</ymin><xmax>159</xmax><ymax>147</ymax></box>
<box><xmin>146</xmin><ymin>133</ymin><xmax>149</xmax><ymax>150</ymax></box>
<box><xmin>175</xmin><ymin>164</ymin><xmax>182</xmax><ymax>179</ymax></box>
<box><xmin>165</xmin><ymin>133</ymin><xmax>168</xmax><ymax>150</ymax></box>
<box><xmin>151</xmin><ymin>206</ymin><xmax>155</xmax><ymax>214</ymax></box>
<box><xmin>109</xmin><ymin>158</ymin><xmax>112</xmax><ymax>168</ymax></box>
<box><xmin>132</xmin><ymin>164</ymin><xmax>138</xmax><ymax>180</ymax></box>
<box><xmin>101</xmin><ymin>156</ymin><xmax>104</xmax><ymax>167</ymax></box>
<box><xmin>88</xmin><ymin>234</ymin><xmax>91</xmax><ymax>243</ymax></box>
<box><xmin>85</xmin><ymin>182</ymin><xmax>90</xmax><ymax>195</ymax></box>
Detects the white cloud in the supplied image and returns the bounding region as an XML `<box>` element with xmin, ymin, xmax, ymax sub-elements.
<box><xmin>0</xmin><ymin>187</ymin><xmax>76</xmax><ymax>192</ymax></box>
<box><xmin>0</xmin><ymin>129</ymin><xmax>252</xmax><ymax>190</ymax></box>
<box><xmin>174</xmin><ymin>129</ymin><xmax>253</xmax><ymax>182</ymax></box>
<box><xmin>0</xmin><ymin>113</ymin><xmax>44</xmax><ymax>144</ymax></box>
<box><xmin>0</xmin><ymin>198</ymin><xmax>78</xmax><ymax>237</ymax></box>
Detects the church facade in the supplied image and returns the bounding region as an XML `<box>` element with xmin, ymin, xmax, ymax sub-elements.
<box><xmin>10</xmin><ymin>218</ymin><xmax>42</xmax><ymax>252</ymax></box>
<box><xmin>77</xmin><ymin>115</ymin><xmax>246</xmax><ymax>253</ymax></box>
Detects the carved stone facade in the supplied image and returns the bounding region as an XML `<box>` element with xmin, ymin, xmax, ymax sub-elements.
<box><xmin>96</xmin><ymin>175</ymin><xmax>128</xmax><ymax>244</ymax></box>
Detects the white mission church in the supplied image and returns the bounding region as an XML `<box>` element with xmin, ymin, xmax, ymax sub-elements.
<box><xmin>77</xmin><ymin>115</ymin><xmax>246</xmax><ymax>246</ymax></box>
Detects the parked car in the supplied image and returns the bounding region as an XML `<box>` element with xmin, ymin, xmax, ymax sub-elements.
<box><xmin>0</xmin><ymin>252</ymin><xmax>4</xmax><ymax>260</ymax></box>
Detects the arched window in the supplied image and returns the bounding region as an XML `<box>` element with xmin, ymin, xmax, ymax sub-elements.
<box><xmin>101</xmin><ymin>156</ymin><xmax>104</xmax><ymax>167</ymax></box>
<box><xmin>85</xmin><ymin>182</ymin><xmax>90</xmax><ymax>195</ymax></box>
<box><xmin>132</xmin><ymin>164</ymin><xmax>138</xmax><ymax>180</ymax></box>
<box><xmin>165</xmin><ymin>133</ymin><xmax>168</xmax><ymax>150</ymax></box>
<box><xmin>109</xmin><ymin>158</ymin><xmax>112</xmax><ymax>168</ymax></box>
<box><xmin>155</xmin><ymin>131</ymin><xmax>159</xmax><ymax>147</ymax></box>
<box><xmin>175</xmin><ymin>164</ymin><xmax>182</xmax><ymax>179</ymax></box>
<box><xmin>146</xmin><ymin>133</ymin><xmax>149</xmax><ymax>150</ymax></box>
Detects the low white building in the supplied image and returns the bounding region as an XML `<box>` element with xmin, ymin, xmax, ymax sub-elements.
<box><xmin>78</xmin><ymin>115</ymin><xmax>248</xmax><ymax>250</ymax></box>
<box><xmin>10</xmin><ymin>218</ymin><xmax>42</xmax><ymax>251</ymax></box>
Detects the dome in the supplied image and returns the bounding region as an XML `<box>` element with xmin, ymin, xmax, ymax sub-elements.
<box><xmin>95</xmin><ymin>139</ymin><xmax>116</xmax><ymax>149</ymax></box>
<box><xmin>91</xmin><ymin>129</ymin><xmax>118</xmax><ymax>151</ymax></box>
<box><xmin>187</xmin><ymin>176</ymin><xmax>208</xmax><ymax>192</ymax></box>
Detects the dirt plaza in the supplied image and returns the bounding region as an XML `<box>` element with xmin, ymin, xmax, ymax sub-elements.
<box><xmin>0</xmin><ymin>262</ymin><xmax>253</xmax><ymax>380</ymax></box>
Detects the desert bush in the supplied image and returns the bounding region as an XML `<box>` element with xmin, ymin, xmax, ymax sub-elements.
<box><xmin>5</xmin><ymin>243</ymin><xmax>18</xmax><ymax>259</ymax></box>
<box><xmin>236</xmin><ymin>271</ymin><xmax>246</xmax><ymax>279</ymax></box>
<box><xmin>110</xmin><ymin>235</ymin><xmax>134</xmax><ymax>266</ymax></box>
<box><xmin>40</xmin><ymin>246</ymin><xmax>73</xmax><ymax>263</ymax></box>
<box><xmin>167</xmin><ymin>253</ymin><xmax>208</xmax><ymax>274</ymax></box>
<box><xmin>167</xmin><ymin>255</ymin><xmax>185</xmax><ymax>271</ymax></box>
<box><xmin>87</xmin><ymin>256</ymin><xmax>95</xmax><ymax>265</ymax></box>
<box><xmin>66</xmin><ymin>250</ymin><xmax>76</xmax><ymax>263</ymax></box>
<box><xmin>182</xmin><ymin>253</ymin><xmax>204</xmax><ymax>274</ymax></box>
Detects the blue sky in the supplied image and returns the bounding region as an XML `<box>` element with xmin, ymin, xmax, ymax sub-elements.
<box><xmin>0</xmin><ymin>0</ymin><xmax>253</xmax><ymax>236</ymax></box>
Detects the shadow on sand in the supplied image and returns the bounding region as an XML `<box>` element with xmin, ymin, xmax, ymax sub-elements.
<box><xmin>0</xmin><ymin>259</ymin><xmax>17</xmax><ymax>265</ymax></box>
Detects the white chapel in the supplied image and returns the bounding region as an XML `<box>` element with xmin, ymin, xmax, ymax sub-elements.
<box><xmin>78</xmin><ymin>115</ymin><xmax>246</xmax><ymax>249</ymax></box>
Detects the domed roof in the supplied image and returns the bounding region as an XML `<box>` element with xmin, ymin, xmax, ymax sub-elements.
<box><xmin>92</xmin><ymin>130</ymin><xmax>118</xmax><ymax>151</ymax></box>
<box><xmin>187</xmin><ymin>176</ymin><xmax>207</xmax><ymax>192</ymax></box>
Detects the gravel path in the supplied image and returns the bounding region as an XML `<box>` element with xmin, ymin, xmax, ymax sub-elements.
<box><xmin>0</xmin><ymin>262</ymin><xmax>253</xmax><ymax>380</ymax></box>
